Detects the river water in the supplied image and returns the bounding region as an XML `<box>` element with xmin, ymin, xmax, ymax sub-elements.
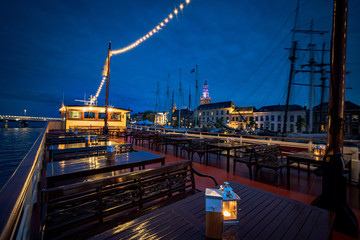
<box><xmin>0</xmin><ymin>127</ymin><xmax>44</xmax><ymax>190</ymax></box>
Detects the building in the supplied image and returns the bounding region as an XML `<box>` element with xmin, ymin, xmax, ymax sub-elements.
<box><xmin>154</xmin><ymin>112</ymin><xmax>168</xmax><ymax>126</ymax></box>
<box><xmin>313</xmin><ymin>101</ymin><xmax>360</xmax><ymax>136</ymax></box>
<box><xmin>200</xmin><ymin>80</ymin><xmax>211</xmax><ymax>105</ymax></box>
<box><xmin>197</xmin><ymin>101</ymin><xmax>236</xmax><ymax>129</ymax></box>
<box><xmin>229</xmin><ymin>106</ymin><xmax>255</xmax><ymax>130</ymax></box>
<box><xmin>59</xmin><ymin>105</ymin><xmax>131</xmax><ymax>131</ymax></box>
<box><xmin>253</xmin><ymin>105</ymin><xmax>306</xmax><ymax>133</ymax></box>
<box><xmin>171</xmin><ymin>109</ymin><xmax>194</xmax><ymax>128</ymax></box>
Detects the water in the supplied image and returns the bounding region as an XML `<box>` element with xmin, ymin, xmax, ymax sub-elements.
<box><xmin>0</xmin><ymin>127</ymin><xmax>43</xmax><ymax>190</ymax></box>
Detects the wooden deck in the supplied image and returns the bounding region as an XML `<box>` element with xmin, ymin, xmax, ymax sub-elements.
<box><xmin>120</xmin><ymin>137</ymin><xmax>360</xmax><ymax>240</ymax></box>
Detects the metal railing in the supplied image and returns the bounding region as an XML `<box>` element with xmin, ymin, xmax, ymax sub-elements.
<box><xmin>0</xmin><ymin>122</ymin><xmax>49</xmax><ymax>239</ymax></box>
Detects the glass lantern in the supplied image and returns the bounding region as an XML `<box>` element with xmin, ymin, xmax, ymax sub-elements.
<box><xmin>221</xmin><ymin>182</ymin><xmax>241</xmax><ymax>224</ymax></box>
<box><xmin>313</xmin><ymin>145</ymin><xmax>326</xmax><ymax>157</ymax></box>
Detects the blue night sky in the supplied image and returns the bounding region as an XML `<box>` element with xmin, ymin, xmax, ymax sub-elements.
<box><xmin>0</xmin><ymin>0</ymin><xmax>359</xmax><ymax>117</ymax></box>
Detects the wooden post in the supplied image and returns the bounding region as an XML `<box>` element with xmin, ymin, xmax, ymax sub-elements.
<box><xmin>311</xmin><ymin>0</ymin><xmax>358</xmax><ymax>237</ymax></box>
<box><xmin>104</xmin><ymin>41</ymin><xmax>111</xmax><ymax>135</ymax></box>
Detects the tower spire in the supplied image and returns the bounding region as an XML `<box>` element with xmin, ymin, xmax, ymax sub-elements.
<box><xmin>200</xmin><ymin>79</ymin><xmax>211</xmax><ymax>105</ymax></box>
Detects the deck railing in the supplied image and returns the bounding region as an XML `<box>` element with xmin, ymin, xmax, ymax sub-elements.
<box><xmin>128</xmin><ymin>125</ymin><xmax>360</xmax><ymax>183</ymax></box>
<box><xmin>0</xmin><ymin>121</ymin><xmax>57</xmax><ymax>239</ymax></box>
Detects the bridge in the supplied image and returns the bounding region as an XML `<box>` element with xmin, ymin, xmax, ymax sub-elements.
<box><xmin>0</xmin><ymin>115</ymin><xmax>61</xmax><ymax>127</ymax></box>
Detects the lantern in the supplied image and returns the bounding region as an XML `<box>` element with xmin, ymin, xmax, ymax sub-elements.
<box><xmin>205</xmin><ymin>188</ymin><xmax>223</xmax><ymax>239</ymax></box>
<box><xmin>221</xmin><ymin>182</ymin><xmax>240</xmax><ymax>224</ymax></box>
<box><xmin>85</xmin><ymin>135</ymin><xmax>91</xmax><ymax>147</ymax></box>
<box><xmin>313</xmin><ymin>145</ymin><xmax>326</xmax><ymax>157</ymax></box>
<box><xmin>106</xmin><ymin>145</ymin><xmax>115</xmax><ymax>161</ymax></box>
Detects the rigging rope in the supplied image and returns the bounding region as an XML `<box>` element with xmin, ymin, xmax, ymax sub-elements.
<box><xmin>90</xmin><ymin>0</ymin><xmax>191</xmax><ymax>105</ymax></box>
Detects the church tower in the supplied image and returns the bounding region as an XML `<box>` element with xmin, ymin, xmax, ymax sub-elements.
<box><xmin>200</xmin><ymin>80</ymin><xmax>211</xmax><ymax>105</ymax></box>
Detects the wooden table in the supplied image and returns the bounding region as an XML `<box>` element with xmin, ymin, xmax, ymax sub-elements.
<box><xmin>286</xmin><ymin>151</ymin><xmax>352</xmax><ymax>190</ymax></box>
<box><xmin>46</xmin><ymin>151</ymin><xmax>165</xmax><ymax>187</ymax></box>
<box><xmin>91</xmin><ymin>180</ymin><xmax>333</xmax><ymax>240</ymax></box>
<box><xmin>207</xmin><ymin>142</ymin><xmax>251</xmax><ymax>172</ymax></box>
<box><xmin>48</xmin><ymin>141</ymin><xmax>124</xmax><ymax>161</ymax></box>
<box><xmin>166</xmin><ymin>136</ymin><xmax>197</xmax><ymax>157</ymax></box>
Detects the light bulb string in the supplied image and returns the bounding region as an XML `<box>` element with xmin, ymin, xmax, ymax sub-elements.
<box><xmin>91</xmin><ymin>0</ymin><xmax>191</xmax><ymax>104</ymax></box>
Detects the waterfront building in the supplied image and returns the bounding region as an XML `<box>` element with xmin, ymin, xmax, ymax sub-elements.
<box><xmin>197</xmin><ymin>101</ymin><xmax>236</xmax><ymax>129</ymax></box>
<box><xmin>229</xmin><ymin>106</ymin><xmax>255</xmax><ymax>130</ymax></box>
<box><xmin>199</xmin><ymin>80</ymin><xmax>211</xmax><ymax>105</ymax></box>
<box><xmin>59</xmin><ymin>105</ymin><xmax>130</xmax><ymax>130</ymax></box>
<box><xmin>154</xmin><ymin>112</ymin><xmax>168</xmax><ymax>126</ymax></box>
<box><xmin>253</xmin><ymin>105</ymin><xmax>306</xmax><ymax>133</ymax></box>
<box><xmin>313</xmin><ymin>101</ymin><xmax>360</xmax><ymax>136</ymax></box>
<box><xmin>171</xmin><ymin>109</ymin><xmax>194</xmax><ymax>128</ymax></box>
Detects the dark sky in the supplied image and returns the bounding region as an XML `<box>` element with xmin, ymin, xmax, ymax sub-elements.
<box><xmin>0</xmin><ymin>0</ymin><xmax>359</xmax><ymax>117</ymax></box>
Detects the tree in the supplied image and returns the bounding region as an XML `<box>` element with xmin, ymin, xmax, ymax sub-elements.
<box><xmin>142</xmin><ymin>111</ymin><xmax>155</xmax><ymax>123</ymax></box>
<box><xmin>296</xmin><ymin>117</ymin><xmax>306</xmax><ymax>133</ymax></box>
<box><xmin>215</xmin><ymin>118</ymin><xmax>223</xmax><ymax>128</ymax></box>
<box><xmin>248</xmin><ymin>117</ymin><xmax>257</xmax><ymax>130</ymax></box>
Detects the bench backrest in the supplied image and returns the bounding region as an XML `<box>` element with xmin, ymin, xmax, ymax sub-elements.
<box><xmin>42</xmin><ymin>160</ymin><xmax>195</xmax><ymax>238</ymax></box>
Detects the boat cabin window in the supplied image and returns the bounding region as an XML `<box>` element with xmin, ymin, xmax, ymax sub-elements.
<box><xmin>98</xmin><ymin>113</ymin><xmax>105</xmax><ymax>119</ymax></box>
<box><xmin>69</xmin><ymin>110</ymin><xmax>81</xmax><ymax>119</ymax></box>
<box><xmin>111</xmin><ymin>112</ymin><xmax>121</xmax><ymax>120</ymax></box>
<box><xmin>84</xmin><ymin>112</ymin><xmax>96</xmax><ymax>119</ymax></box>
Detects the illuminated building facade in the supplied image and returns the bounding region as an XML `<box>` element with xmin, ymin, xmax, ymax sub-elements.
<box><xmin>197</xmin><ymin>101</ymin><xmax>236</xmax><ymax>129</ymax></box>
<box><xmin>253</xmin><ymin>105</ymin><xmax>306</xmax><ymax>133</ymax></box>
<box><xmin>59</xmin><ymin>105</ymin><xmax>131</xmax><ymax>131</ymax></box>
<box><xmin>200</xmin><ymin>80</ymin><xmax>211</xmax><ymax>105</ymax></box>
<box><xmin>229</xmin><ymin>106</ymin><xmax>255</xmax><ymax>130</ymax></box>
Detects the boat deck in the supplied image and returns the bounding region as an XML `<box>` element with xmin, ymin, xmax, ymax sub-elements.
<box><xmin>124</xmin><ymin>137</ymin><xmax>360</xmax><ymax>240</ymax></box>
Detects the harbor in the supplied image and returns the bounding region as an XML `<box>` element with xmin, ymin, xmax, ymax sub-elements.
<box><xmin>0</xmin><ymin>0</ymin><xmax>360</xmax><ymax>239</ymax></box>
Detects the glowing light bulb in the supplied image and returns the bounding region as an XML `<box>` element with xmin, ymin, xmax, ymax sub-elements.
<box><xmin>164</xmin><ymin>18</ymin><xmax>169</xmax><ymax>23</ymax></box>
<box><xmin>152</xmin><ymin>29</ymin><xmax>156</xmax><ymax>33</ymax></box>
<box><xmin>223</xmin><ymin>210</ymin><xmax>231</xmax><ymax>217</ymax></box>
<box><xmin>156</xmin><ymin>25</ymin><xmax>160</xmax><ymax>30</ymax></box>
<box><xmin>186</xmin><ymin>0</ymin><xmax>190</xmax><ymax>4</ymax></box>
<box><xmin>179</xmin><ymin>4</ymin><xmax>184</xmax><ymax>10</ymax></box>
<box><xmin>174</xmin><ymin>8</ymin><xmax>178</xmax><ymax>15</ymax></box>
<box><xmin>169</xmin><ymin>13</ymin><xmax>173</xmax><ymax>19</ymax></box>
<box><xmin>149</xmin><ymin>32</ymin><xmax>153</xmax><ymax>36</ymax></box>
<box><xmin>160</xmin><ymin>22</ymin><xmax>164</xmax><ymax>27</ymax></box>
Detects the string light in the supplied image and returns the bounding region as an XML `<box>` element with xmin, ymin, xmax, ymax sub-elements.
<box><xmin>90</xmin><ymin>0</ymin><xmax>191</xmax><ymax>105</ymax></box>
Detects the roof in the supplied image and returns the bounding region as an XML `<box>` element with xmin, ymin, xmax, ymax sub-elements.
<box><xmin>313</xmin><ymin>101</ymin><xmax>360</xmax><ymax>112</ymax></box>
<box><xmin>197</xmin><ymin>101</ymin><xmax>234</xmax><ymax>110</ymax></box>
<box><xmin>256</xmin><ymin>105</ymin><xmax>305</xmax><ymax>112</ymax></box>
<box><xmin>63</xmin><ymin>105</ymin><xmax>132</xmax><ymax>112</ymax></box>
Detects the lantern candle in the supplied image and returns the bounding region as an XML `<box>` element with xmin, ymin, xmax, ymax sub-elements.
<box><xmin>221</xmin><ymin>182</ymin><xmax>241</xmax><ymax>224</ymax></box>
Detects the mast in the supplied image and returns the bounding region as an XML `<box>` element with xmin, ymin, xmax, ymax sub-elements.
<box><xmin>283</xmin><ymin>0</ymin><xmax>300</xmax><ymax>134</ymax></box>
<box><xmin>166</xmin><ymin>74</ymin><xmax>170</xmax><ymax>111</ymax></box>
<box><xmin>188</xmin><ymin>85</ymin><xmax>191</xmax><ymax>110</ymax></box>
<box><xmin>104</xmin><ymin>41</ymin><xmax>111</xmax><ymax>135</ymax></box>
<box><xmin>308</xmin><ymin>20</ymin><xmax>315</xmax><ymax>133</ymax></box>
<box><xmin>195</xmin><ymin>65</ymin><xmax>199</xmax><ymax>128</ymax></box>
<box><xmin>178</xmin><ymin>67</ymin><xmax>182</xmax><ymax>129</ymax></box>
<box><xmin>319</xmin><ymin>42</ymin><xmax>327</xmax><ymax>133</ymax></box>
<box><xmin>312</xmin><ymin>0</ymin><xmax>358</xmax><ymax>237</ymax></box>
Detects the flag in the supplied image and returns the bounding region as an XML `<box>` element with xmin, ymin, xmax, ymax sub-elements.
<box><xmin>190</xmin><ymin>68</ymin><xmax>195</xmax><ymax>74</ymax></box>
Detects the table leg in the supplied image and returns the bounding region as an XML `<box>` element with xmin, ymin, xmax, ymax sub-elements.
<box><xmin>287</xmin><ymin>158</ymin><xmax>290</xmax><ymax>190</ymax></box>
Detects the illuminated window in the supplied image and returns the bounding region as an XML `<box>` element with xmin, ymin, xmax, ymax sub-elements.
<box><xmin>199</xmin><ymin>112</ymin><xmax>202</xmax><ymax>116</ymax></box>
<box><xmin>352</xmin><ymin>115</ymin><xmax>358</xmax><ymax>122</ymax></box>
<box><xmin>69</xmin><ymin>110</ymin><xmax>81</xmax><ymax>119</ymax></box>
<box><xmin>84</xmin><ymin>112</ymin><xmax>95</xmax><ymax>119</ymax></box>
<box><xmin>111</xmin><ymin>113</ymin><xmax>121</xmax><ymax>120</ymax></box>
<box><xmin>211</xmin><ymin>112</ymin><xmax>214</xmax><ymax>115</ymax></box>
<box><xmin>98</xmin><ymin>113</ymin><xmax>105</xmax><ymax>119</ymax></box>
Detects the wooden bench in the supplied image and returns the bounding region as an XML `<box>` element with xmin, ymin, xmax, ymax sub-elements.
<box><xmin>41</xmin><ymin>160</ymin><xmax>218</xmax><ymax>239</ymax></box>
